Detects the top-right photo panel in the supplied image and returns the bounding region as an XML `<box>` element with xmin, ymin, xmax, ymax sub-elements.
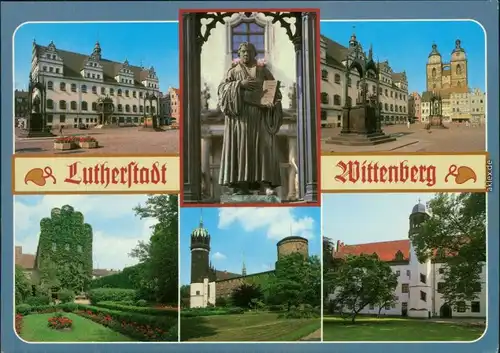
<box><xmin>320</xmin><ymin>20</ymin><xmax>486</xmax><ymax>153</ymax></box>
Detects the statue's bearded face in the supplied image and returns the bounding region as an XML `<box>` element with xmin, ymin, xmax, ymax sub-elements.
<box><xmin>238</xmin><ymin>46</ymin><xmax>255</xmax><ymax>64</ymax></box>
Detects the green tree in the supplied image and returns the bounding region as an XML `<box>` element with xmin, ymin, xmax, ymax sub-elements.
<box><xmin>180</xmin><ymin>284</ymin><xmax>190</xmax><ymax>308</ymax></box>
<box><xmin>129</xmin><ymin>195</ymin><xmax>178</xmax><ymax>304</ymax></box>
<box><xmin>327</xmin><ymin>254</ymin><xmax>398</xmax><ymax>323</ymax></box>
<box><xmin>408</xmin><ymin>193</ymin><xmax>486</xmax><ymax>307</ymax></box>
<box><xmin>269</xmin><ymin>253</ymin><xmax>321</xmax><ymax>310</ymax></box>
<box><xmin>15</xmin><ymin>265</ymin><xmax>31</xmax><ymax>304</ymax></box>
<box><xmin>231</xmin><ymin>283</ymin><xmax>263</xmax><ymax>308</ymax></box>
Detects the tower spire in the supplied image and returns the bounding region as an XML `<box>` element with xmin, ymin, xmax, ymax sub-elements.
<box><xmin>199</xmin><ymin>208</ymin><xmax>203</xmax><ymax>227</ymax></box>
<box><xmin>242</xmin><ymin>252</ymin><xmax>247</xmax><ymax>276</ymax></box>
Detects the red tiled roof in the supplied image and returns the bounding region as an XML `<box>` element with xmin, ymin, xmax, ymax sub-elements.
<box><xmin>334</xmin><ymin>239</ymin><xmax>410</xmax><ymax>262</ymax></box>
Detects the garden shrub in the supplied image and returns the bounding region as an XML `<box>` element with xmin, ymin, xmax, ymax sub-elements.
<box><xmin>58</xmin><ymin>289</ymin><xmax>75</xmax><ymax>304</ymax></box>
<box><xmin>268</xmin><ymin>304</ymin><xmax>286</xmax><ymax>312</ymax></box>
<box><xmin>16</xmin><ymin>304</ymin><xmax>59</xmax><ymax>315</ymax></box>
<box><xmin>16</xmin><ymin>304</ymin><xmax>32</xmax><ymax>316</ymax></box>
<box><xmin>135</xmin><ymin>299</ymin><xmax>148</xmax><ymax>307</ymax></box>
<box><xmin>181</xmin><ymin>307</ymin><xmax>245</xmax><ymax>317</ymax></box>
<box><xmin>228</xmin><ymin>307</ymin><xmax>245</xmax><ymax>314</ymax></box>
<box><xmin>88</xmin><ymin>288</ymin><xmax>137</xmax><ymax>305</ymax></box>
<box><xmin>279</xmin><ymin>303</ymin><xmax>320</xmax><ymax>319</ymax></box>
<box><xmin>25</xmin><ymin>295</ymin><xmax>51</xmax><ymax>306</ymax></box>
<box><xmin>60</xmin><ymin>302</ymin><xmax>79</xmax><ymax>312</ymax></box>
<box><xmin>94</xmin><ymin>301</ymin><xmax>177</xmax><ymax>318</ymax></box>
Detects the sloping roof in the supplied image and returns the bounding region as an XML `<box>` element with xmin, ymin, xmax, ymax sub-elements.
<box><xmin>334</xmin><ymin>239</ymin><xmax>411</xmax><ymax>262</ymax></box>
<box><xmin>215</xmin><ymin>270</ymin><xmax>241</xmax><ymax>281</ymax></box>
<box><xmin>34</xmin><ymin>44</ymin><xmax>151</xmax><ymax>88</ymax></box>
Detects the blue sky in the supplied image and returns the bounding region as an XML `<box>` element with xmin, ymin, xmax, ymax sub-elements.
<box><xmin>322</xmin><ymin>193</ymin><xmax>437</xmax><ymax>246</ymax></box>
<box><xmin>180</xmin><ymin>207</ymin><xmax>321</xmax><ymax>285</ymax></box>
<box><xmin>14</xmin><ymin>195</ymin><xmax>157</xmax><ymax>270</ymax></box>
<box><xmin>14</xmin><ymin>22</ymin><xmax>178</xmax><ymax>91</ymax></box>
<box><xmin>321</xmin><ymin>20</ymin><xmax>486</xmax><ymax>93</ymax></box>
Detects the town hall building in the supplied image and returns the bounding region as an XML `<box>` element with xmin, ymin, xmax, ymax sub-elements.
<box><xmin>328</xmin><ymin>201</ymin><xmax>486</xmax><ymax>319</ymax></box>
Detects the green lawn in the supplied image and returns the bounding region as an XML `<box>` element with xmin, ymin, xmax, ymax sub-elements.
<box><xmin>323</xmin><ymin>316</ymin><xmax>485</xmax><ymax>341</ymax></box>
<box><xmin>19</xmin><ymin>313</ymin><xmax>133</xmax><ymax>342</ymax></box>
<box><xmin>181</xmin><ymin>312</ymin><xmax>320</xmax><ymax>342</ymax></box>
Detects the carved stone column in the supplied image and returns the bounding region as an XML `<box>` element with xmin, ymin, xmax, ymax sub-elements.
<box><xmin>201</xmin><ymin>135</ymin><xmax>212</xmax><ymax>199</ymax></box>
<box><xmin>182</xmin><ymin>13</ymin><xmax>202</xmax><ymax>202</ymax></box>
<box><xmin>287</xmin><ymin>136</ymin><xmax>298</xmax><ymax>201</ymax></box>
<box><xmin>293</xmin><ymin>21</ymin><xmax>305</xmax><ymax>200</ymax></box>
<box><xmin>299</xmin><ymin>12</ymin><xmax>318</xmax><ymax>202</ymax></box>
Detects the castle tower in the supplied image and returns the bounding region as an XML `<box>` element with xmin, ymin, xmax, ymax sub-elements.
<box><xmin>426</xmin><ymin>44</ymin><xmax>443</xmax><ymax>91</ymax></box>
<box><xmin>275</xmin><ymin>234</ymin><xmax>309</xmax><ymax>269</ymax></box>
<box><xmin>189</xmin><ymin>213</ymin><xmax>212</xmax><ymax>308</ymax></box>
<box><xmin>449</xmin><ymin>39</ymin><xmax>468</xmax><ymax>90</ymax></box>
<box><xmin>408</xmin><ymin>200</ymin><xmax>432</xmax><ymax>318</ymax></box>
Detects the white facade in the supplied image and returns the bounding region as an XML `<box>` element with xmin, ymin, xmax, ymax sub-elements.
<box><xmin>29</xmin><ymin>41</ymin><xmax>160</xmax><ymax>128</ymax></box>
<box><xmin>200</xmin><ymin>12</ymin><xmax>295</xmax><ymax>111</ymax></box>
<box><xmin>190</xmin><ymin>278</ymin><xmax>216</xmax><ymax>308</ymax></box>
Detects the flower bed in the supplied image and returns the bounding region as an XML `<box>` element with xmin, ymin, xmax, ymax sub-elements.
<box><xmin>48</xmin><ymin>312</ymin><xmax>73</xmax><ymax>330</ymax></box>
<box><xmin>15</xmin><ymin>314</ymin><xmax>23</xmax><ymax>335</ymax></box>
<box><xmin>54</xmin><ymin>137</ymin><xmax>78</xmax><ymax>150</ymax></box>
<box><xmin>76</xmin><ymin>136</ymin><xmax>98</xmax><ymax>149</ymax></box>
<box><xmin>76</xmin><ymin>306</ymin><xmax>177</xmax><ymax>341</ymax></box>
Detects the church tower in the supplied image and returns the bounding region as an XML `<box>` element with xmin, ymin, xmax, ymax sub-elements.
<box><xmin>408</xmin><ymin>200</ymin><xmax>432</xmax><ymax>318</ymax></box>
<box><xmin>426</xmin><ymin>44</ymin><xmax>443</xmax><ymax>91</ymax></box>
<box><xmin>449</xmin><ymin>39</ymin><xmax>468</xmax><ymax>90</ymax></box>
<box><xmin>189</xmin><ymin>214</ymin><xmax>213</xmax><ymax>308</ymax></box>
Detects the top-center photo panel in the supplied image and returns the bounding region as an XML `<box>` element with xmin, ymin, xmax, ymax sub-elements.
<box><xmin>180</xmin><ymin>9</ymin><xmax>321</xmax><ymax>207</ymax></box>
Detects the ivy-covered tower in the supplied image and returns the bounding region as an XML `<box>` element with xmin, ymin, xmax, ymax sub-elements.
<box><xmin>35</xmin><ymin>205</ymin><xmax>93</xmax><ymax>293</ymax></box>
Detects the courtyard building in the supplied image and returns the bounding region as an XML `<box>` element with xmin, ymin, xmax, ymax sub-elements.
<box><xmin>29</xmin><ymin>40</ymin><xmax>161</xmax><ymax>128</ymax></box>
<box><xmin>421</xmin><ymin>40</ymin><xmax>485</xmax><ymax>125</ymax></box>
<box><xmin>320</xmin><ymin>33</ymin><xmax>409</xmax><ymax>128</ymax></box>
<box><xmin>160</xmin><ymin>86</ymin><xmax>180</xmax><ymax>125</ymax></box>
<box><xmin>408</xmin><ymin>92</ymin><xmax>422</xmax><ymax>122</ymax></box>
<box><xmin>328</xmin><ymin>201</ymin><xmax>486</xmax><ymax>319</ymax></box>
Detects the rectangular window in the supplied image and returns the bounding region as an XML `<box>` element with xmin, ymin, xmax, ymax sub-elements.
<box><xmin>420</xmin><ymin>291</ymin><xmax>427</xmax><ymax>302</ymax></box>
<box><xmin>420</xmin><ymin>273</ymin><xmax>426</xmax><ymax>284</ymax></box>
<box><xmin>437</xmin><ymin>282</ymin><xmax>445</xmax><ymax>293</ymax></box>
<box><xmin>195</xmin><ymin>291</ymin><xmax>200</xmax><ymax>295</ymax></box>
<box><xmin>471</xmin><ymin>301</ymin><xmax>480</xmax><ymax>313</ymax></box>
<box><xmin>231</xmin><ymin>22</ymin><xmax>265</xmax><ymax>60</ymax></box>
<box><xmin>396</xmin><ymin>270</ymin><xmax>400</xmax><ymax>276</ymax></box>
<box><xmin>401</xmin><ymin>284</ymin><xmax>409</xmax><ymax>293</ymax></box>
<box><xmin>456</xmin><ymin>301</ymin><xmax>466</xmax><ymax>312</ymax></box>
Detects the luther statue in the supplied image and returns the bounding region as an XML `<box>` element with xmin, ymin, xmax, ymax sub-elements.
<box><xmin>217</xmin><ymin>42</ymin><xmax>283</xmax><ymax>195</ymax></box>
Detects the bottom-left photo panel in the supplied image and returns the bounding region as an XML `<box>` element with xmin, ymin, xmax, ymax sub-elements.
<box><xmin>14</xmin><ymin>194</ymin><xmax>179</xmax><ymax>342</ymax></box>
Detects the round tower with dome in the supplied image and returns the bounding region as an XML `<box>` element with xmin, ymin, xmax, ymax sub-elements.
<box><xmin>408</xmin><ymin>199</ymin><xmax>432</xmax><ymax>318</ymax></box>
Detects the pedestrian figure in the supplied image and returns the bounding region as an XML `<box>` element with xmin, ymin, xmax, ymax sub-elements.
<box><xmin>407</xmin><ymin>120</ymin><xmax>410</xmax><ymax>129</ymax></box>
<box><xmin>59</xmin><ymin>124</ymin><xmax>64</xmax><ymax>135</ymax></box>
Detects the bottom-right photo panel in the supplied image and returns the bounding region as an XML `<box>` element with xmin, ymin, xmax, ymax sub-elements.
<box><xmin>322</xmin><ymin>192</ymin><xmax>486</xmax><ymax>342</ymax></box>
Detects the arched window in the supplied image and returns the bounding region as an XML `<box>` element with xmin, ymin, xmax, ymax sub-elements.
<box><xmin>334</xmin><ymin>74</ymin><xmax>341</xmax><ymax>84</ymax></box>
<box><xmin>71</xmin><ymin>84</ymin><xmax>77</xmax><ymax>92</ymax></box>
<box><xmin>125</xmin><ymin>104</ymin><xmax>130</xmax><ymax>112</ymax></box>
<box><xmin>431</xmin><ymin>68</ymin><xmax>437</xmax><ymax>78</ymax></box>
<box><xmin>346</xmin><ymin>96</ymin><xmax>352</xmax><ymax>107</ymax></box>
<box><xmin>92</xmin><ymin>86</ymin><xmax>97</xmax><ymax>94</ymax></box>
<box><xmin>384</xmin><ymin>103</ymin><xmax>388</xmax><ymax>111</ymax></box>
<box><xmin>46</xmin><ymin>99</ymin><xmax>54</xmax><ymax>109</ymax></box>
<box><xmin>92</xmin><ymin>102</ymin><xmax>97</xmax><ymax>111</ymax></box>
<box><xmin>456</xmin><ymin>65</ymin><xmax>462</xmax><ymax>75</ymax></box>
<box><xmin>117</xmin><ymin>89</ymin><xmax>122</xmax><ymax>96</ymax></box>
<box><xmin>81</xmin><ymin>101</ymin><xmax>88</xmax><ymax>111</ymax></box>
<box><xmin>133</xmin><ymin>105</ymin><xmax>137</xmax><ymax>112</ymax></box>
<box><xmin>333</xmin><ymin>95</ymin><xmax>341</xmax><ymax>106</ymax></box>
<box><xmin>59</xmin><ymin>100</ymin><xmax>66</xmax><ymax>110</ymax></box>
<box><xmin>117</xmin><ymin>104</ymin><xmax>123</xmax><ymax>112</ymax></box>
<box><xmin>231</xmin><ymin>22</ymin><xmax>265</xmax><ymax>60</ymax></box>
<box><xmin>70</xmin><ymin>101</ymin><xmax>77</xmax><ymax>110</ymax></box>
<box><xmin>47</xmin><ymin>81</ymin><xmax>54</xmax><ymax>90</ymax></box>
<box><xmin>60</xmin><ymin>82</ymin><xmax>66</xmax><ymax>91</ymax></box>
<box><xmin>81</xmin><ymin>85</ymin><xmax>87</xmax><ymax>93</ymax></box>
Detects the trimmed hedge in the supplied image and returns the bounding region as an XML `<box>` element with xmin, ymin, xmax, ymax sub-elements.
<box><xmin>181</xmin><ymin>307</ymin><xmax>245</xmax><ymax>317</ymax></box>
<box><xmin>88</xmin><ymin>288</ymin><xmax>137</xmax><ymax>305</ymax></box>
<box><xmin>94</xmin><ymin>301</ymin><xmax>178</xmax><ymax>318</ymax></box>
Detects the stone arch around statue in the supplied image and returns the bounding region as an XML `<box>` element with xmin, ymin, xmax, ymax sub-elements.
<box><xmin>181</xmin><ymin>11</ymin><xmax>319</xmax><ymax>204</ymax></box>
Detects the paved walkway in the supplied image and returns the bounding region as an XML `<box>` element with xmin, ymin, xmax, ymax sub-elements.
<box><xmin>300</xmin><ymin>328</ymin><xmax>321</xmax><ymax>341</ymax></box>
<box><xmin>15</xmin><ymin>127</ymin><xmax>179</xmax><ymax>155</ymax></box>
<box><xmin>321</xmin><ymin>123</ymin><xmax>486</xmax><ymax>153</ymax></box>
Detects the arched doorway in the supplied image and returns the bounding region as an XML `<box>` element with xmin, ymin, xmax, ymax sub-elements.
<box><xmin>440</xmin><ymin>303</ymin><xmax>452</xmax><ymax>318</ymax></box>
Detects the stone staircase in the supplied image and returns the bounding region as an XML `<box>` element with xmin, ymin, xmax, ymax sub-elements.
<box><xmin>325</xmin><ymin>132</ymin><xmax>396</xmax><ymax>146</ymax></box>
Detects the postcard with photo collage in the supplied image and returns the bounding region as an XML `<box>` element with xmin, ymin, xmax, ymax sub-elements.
<box><xmin>1</xmin><ymin>2</ymin><xmax>498</xmax><ymax>353</ymax></box>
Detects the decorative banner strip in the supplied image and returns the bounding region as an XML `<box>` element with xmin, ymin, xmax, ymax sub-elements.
<box><xmin>13</xmin><ymin>155</ymin><xmax>180</xmax><ymax>194</ymax></box>
<box><xmin>321</xmin><ymin>152</ymin><xmax>489</xmax><ymax>192</ymax></box>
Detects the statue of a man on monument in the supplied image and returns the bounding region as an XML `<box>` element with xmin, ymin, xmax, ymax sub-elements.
<box><xmin>217</xmin><ymin>42</ymin><xmax>283</xmax><ymax>196</ymax></box>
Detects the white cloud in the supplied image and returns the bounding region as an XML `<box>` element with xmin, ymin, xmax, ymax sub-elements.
<box><xmin>212</xmin><ymin>251</ymin><xmax>226</xmax><ymax>260</ymax></box>
<box><xmin>218</xmin><ymin>207</ymin><xmax>315</xmax><ymax>240</ymax></box>
<box><xmin>14</xmin><ymin>195</ymin><xmax>156</xmax><ymax>270</ymax></box>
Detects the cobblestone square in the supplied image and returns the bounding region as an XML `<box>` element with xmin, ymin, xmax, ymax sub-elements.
<box><xmin>321</xmin><ymin>123</ymin><xmax>486</xmax><ymax>153</ymax></box>
<box><xmin>15</xmin><ymin>127</ymin><xmax>179</xmax><ymax>155</ymax></box>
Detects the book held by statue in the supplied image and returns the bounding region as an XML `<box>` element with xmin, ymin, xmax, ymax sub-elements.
<box><xmin>243</xmin><ymin>80</ymin><xmax>280</xmax><ymax>106</ymax></box>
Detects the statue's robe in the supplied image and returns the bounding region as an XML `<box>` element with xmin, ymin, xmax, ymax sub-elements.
<box><xmin>217</xmin><ymin>63</ymin><xmax>283</xmax><ymax>189</ymax></box>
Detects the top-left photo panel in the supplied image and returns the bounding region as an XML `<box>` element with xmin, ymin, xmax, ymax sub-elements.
<box><xmin>12</xmin><ymin>22</ymin><xmax>181</xmax><ymax>195</ymax></box>
<box><xmin>14</xmin><ymin>22</ymin><xmax>179</xmax><ymax>155</ymax></box>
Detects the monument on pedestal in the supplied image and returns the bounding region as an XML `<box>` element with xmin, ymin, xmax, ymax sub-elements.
<box><xmin>19</xmin><ymin>74</ymin><xmax>55</xmax><ymax>138</ymax></box>
<box><xmin>95</xmin><ymin>96</ymin><xmax>116</xmax><ymax>128</ymax></box>
<box><xmin>140</xmin><ymin>92</ymin><xmax>163</xmax><ymax>131</ymax></box>
<box><xmin>326</xmin><ymin>44</ymin><xmax>396</xmax><ymax>146</ymax></box>
<box><xmin>426</xmin><ymin>92</ymin><xmax>447</xmax><ymax>129</ymax></box>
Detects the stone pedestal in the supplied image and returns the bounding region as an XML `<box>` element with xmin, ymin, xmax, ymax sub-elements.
<box><xmin>20</xmin><ymin>113</ymin><xmax>54</xmax><ymax>138</ymax></box>
<box><xmin>220</xmin><ymin>194</ymin><xmax>281</xmax><ymax>204</ymax></box>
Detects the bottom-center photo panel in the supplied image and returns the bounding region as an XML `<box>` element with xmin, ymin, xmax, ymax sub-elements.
<box><xmin>179</xmin><ymin>206</ymin><xmax>322</xmax><ymax>342</ymax></box>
